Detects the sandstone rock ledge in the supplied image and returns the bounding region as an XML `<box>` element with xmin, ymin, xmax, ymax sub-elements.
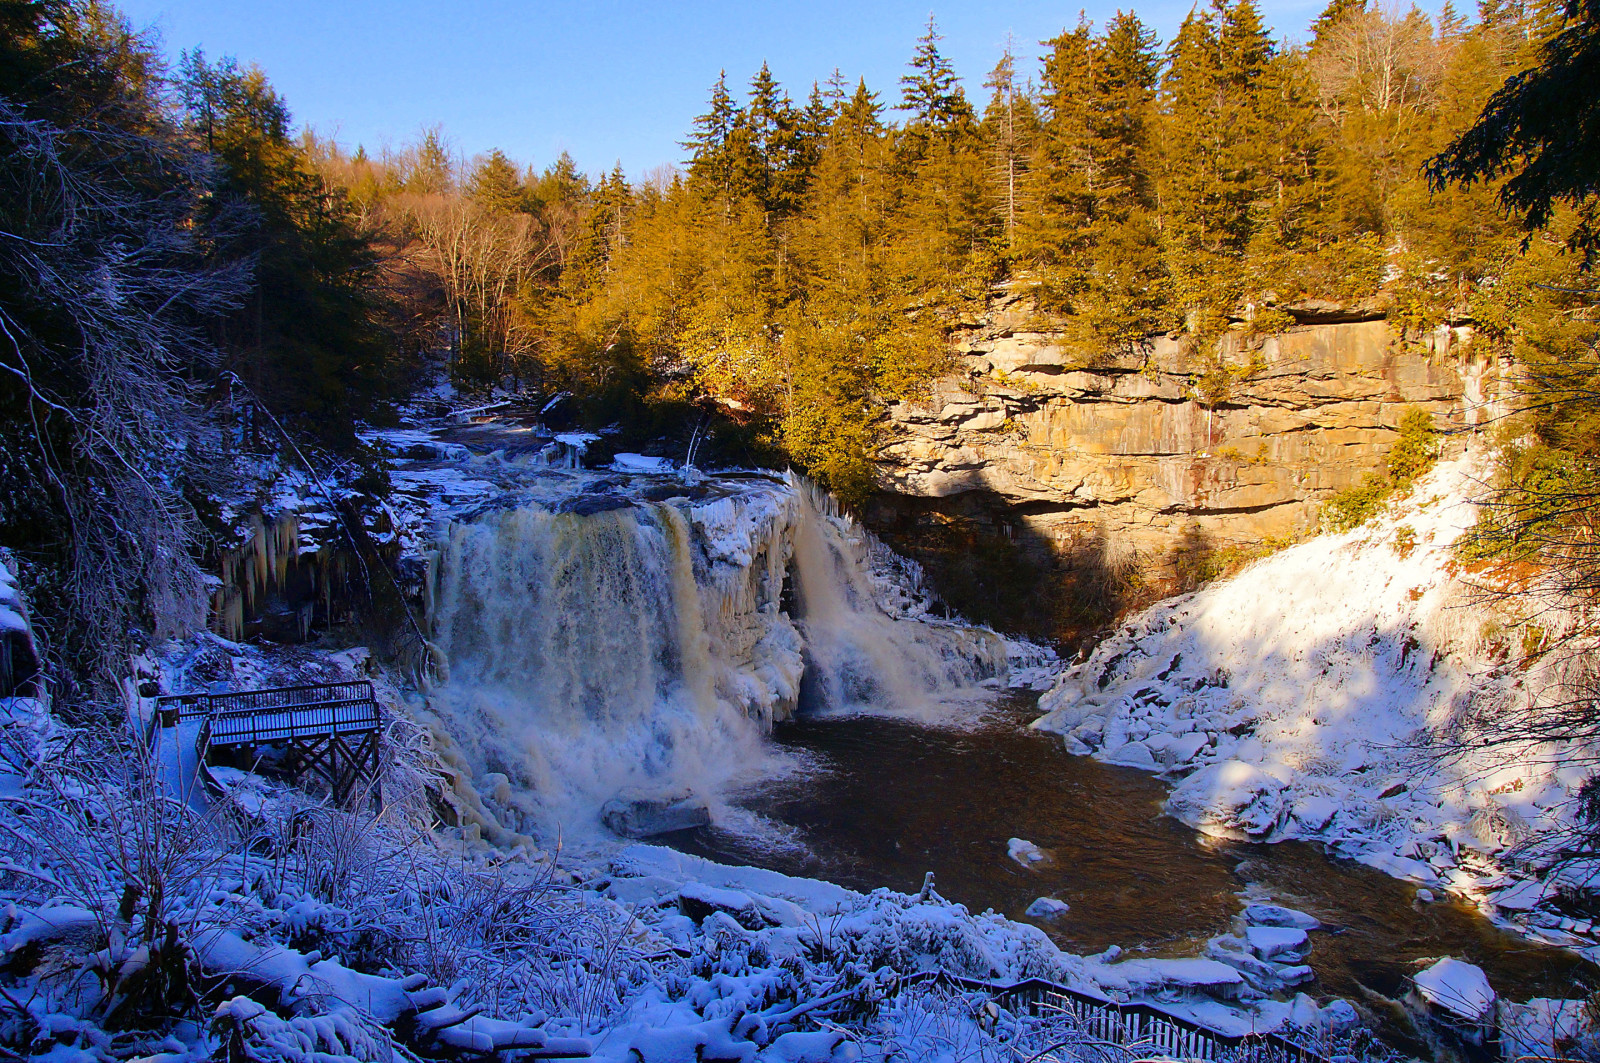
<box><xmin>871</xmin><ymin>285</ymin><xmax>1500</xmax><ymax>591</ymax></box>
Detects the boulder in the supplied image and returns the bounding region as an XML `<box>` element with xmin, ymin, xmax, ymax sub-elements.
<box><xmin>1025</xmin><ymin>896</ymin><xmax>1070</xmax><ymax>918</ymax></box>
<box><xmin>601</xmin><ymin>791</ymin><xmax>711</xmax><ymax>838</ymax></box>
<box><xmin>1414</xmin><ymin>957</ymin><xmax>1496</xmax><ymax>1025</ymax></box>
<box><xmin>1007</xmin><ymin>838</ymin><xmax>1050</xmax><ymax>867</ymax></box>
<box><xmin>1245</xmin><ymin>926</ymin><xmax>1311</xmax><ymax>962</ymax></box>
<box><xmin>1243</xmin><ymin>903</ymin><xmax>1321</xmax><ymax>930</ymax></box>
<box><xmin>1166</xmin><ymin>760</ymin><xmax>1286</xmax><ymax>840</ymax></box>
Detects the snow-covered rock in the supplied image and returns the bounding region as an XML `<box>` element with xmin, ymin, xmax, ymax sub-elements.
<box><xmin>1414</xmin><ymin>957</ymin><xmax>1496</xmax><ymax>1024</ymax></box>
<box><xmin>611</xmin><ymin>452</ymin><xmax>675</xmax><ymax>473</ymax></box>
<box><xmin>601</xmin><ymin>790</ymin><xmax>712</xmax><ymax>838</ymax></box>
<box><xmin>1025</xmin><ymin>897</ymin><xmax>1070</xmax><ymax>918</ymax></box>
<box><xmin>1007</xmin><ymin>838</ymin><xmax>1049</xmax><ymax>867</ymax></box>
<box><xmin>1166</xmin><ymin>760</ymin><xmax>1285</xmax><ymax>840</ymax></box>
<box><xmin>1243</xmin><ymin>925</ymin><xmax>1311</xmax><ymax>962</ymax></box>
<box><xmin>1030</xmin><ymin>450</ymin><xmax>1598</xmax><ymax>937</ymax></box>
<box><xmin>1243</xmin><ymin>903</ymin><xmax>1321</xmax><ymax>930</ymax></box>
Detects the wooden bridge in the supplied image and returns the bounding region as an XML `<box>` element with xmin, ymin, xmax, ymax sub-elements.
<box><xmin>154</xmin><ymin>681</ymin><xmax>383</xmax><ymax>806</ymax></box>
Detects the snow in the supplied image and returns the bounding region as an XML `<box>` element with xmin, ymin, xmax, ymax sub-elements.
<box><xmin>1413</xmin><ymin>957</ymin><xmax>1496</xmax><ymax>1023</ymax></box>
<box><xmin>1499</xmin><ymin>997</ymin><xmax>1600</xmax><ymax>1060</ymax></box>
<box><xmin>611</xmin><ymin>452</ymin><xmax>675</xmax><ymax>473</ymax></box>
<box><xmin>1243</xmin><ymin>926</ymin><xmax>1310</xmax><ymax>962</ymax></box>
<box><xmin>1006</xmin><ymin>838</ymin><xmax>1048</xmax><ymax>867</ymax></box>
<box><xmin>0</xmin><ymin>555</ymin><xmax>32</xmax><ymax>638</ymax></box>
<box><xmin>1031</xmin><ymin>449</ymin><xmax>1597</xmax><ymax>943</ymax></box>
<box><xmin>1025</xmin><ymin>897</ymin><xmax>1070</xmax><ymax>918</ymax></box>
<box><xmin>1242</xmin><ymin>903</ymin><xmax>1320</xmax><ymax>930</ymax></box>
<box><xmin>1167</xmin><ymin>760</ymin><xmax>1285</xmax><ymax>840</ymax></box>
<box><xmin>108</xmin><ymin>420</ymin><xmax>1591</xmax><ymax>1062</ymax></box>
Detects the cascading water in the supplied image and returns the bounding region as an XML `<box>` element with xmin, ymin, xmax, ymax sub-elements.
<box><xmin>423</xmin><ymin>469</ymin><xmax>1008</xmax><ymax>840</ymax></box>
<box><xmin>788</xmin><ymin>480</ymin><xmax>1003</xmax><ymax>713</ymax></box>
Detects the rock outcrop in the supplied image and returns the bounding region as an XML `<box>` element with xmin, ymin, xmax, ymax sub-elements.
<box><xmin>868</xmin><ymin>284</ymin><xmax>1499</xmax><ymax>630</ymax></box>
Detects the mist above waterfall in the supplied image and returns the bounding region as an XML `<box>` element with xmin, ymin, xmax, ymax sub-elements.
<box><xmin>420</xmin><ymin>467</ymin><xmax>1008</xmax><ymax>841</ymax></box>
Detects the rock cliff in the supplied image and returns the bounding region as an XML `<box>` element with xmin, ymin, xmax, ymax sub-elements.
<box><xmin>866</xmin><ymin>283</ymin><xmax>1500</xmax><ymax>641</ymax></box>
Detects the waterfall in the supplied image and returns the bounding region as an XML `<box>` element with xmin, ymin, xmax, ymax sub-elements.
<box><xmin>424</xmin><ymin>475</ymin><xmax>1007</xmax><ymax>840</ymax></box>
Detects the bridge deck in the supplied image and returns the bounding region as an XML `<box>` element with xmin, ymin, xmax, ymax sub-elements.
<box><xmin>153</xmin><ymin>681</ymin><xmax>382</xmax><ymax>805</ymax></box>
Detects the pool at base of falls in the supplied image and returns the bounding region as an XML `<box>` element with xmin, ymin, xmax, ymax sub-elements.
<box><xmin>659</xmin><ymin>694</ymin><xmax>1589</xmax><ymax>1018</ymax></box>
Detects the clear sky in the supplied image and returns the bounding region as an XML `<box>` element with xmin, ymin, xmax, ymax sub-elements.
<box><xmin>115</xmin><ymin>0</ymin><xmax>1327</xmax><ymax>181</ymax></box>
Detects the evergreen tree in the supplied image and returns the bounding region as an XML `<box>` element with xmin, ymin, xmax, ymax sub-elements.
<box><xmin>1082</xmin><ymin>12</ymin><xmax>1170</xmax><ymax>346</ymax></box>
<box><xmin>405</xmin><ymin>126</ymin><xmax>454</xmax><ymax>194</ymax></box>
<box><xmin>1430</xmin><ymin>0</ymin><xmax>1600</xmax><ymax>261</ymax></box>
<box><xmin>736</xmin><ymin>62</ymin><xmax>805</xmax><ymax>213</ymax></box>
<box><xmin>1157</xmin><ymin>0</ymin><xmax>1282</xmax><ymax>336</ymax></box>
<box><xmin>179</xmin><ymin>51</ymin><xmax>393</xmax><ymax>438</ymax></box>
<box><xmin>1027</xmin><ymin>18</ymin><xmax>1097</xmax><ymax>299</ymax></box>
<box><xmin>899</xmin><ymin>17</ymin><xmax>976</xmax><ymax>134</ymax></box>
<box><xmin>567</xmin><ymin>164</ymin><xmax>631</xmax><ymax>293</ymax></box>
<box><xmin>684</xmin><ymin>71</ymin><xmax>742</xmax><ymax>195</ymax></box>
<box><xmin>982</xmin><ymin>43</ymin><xmax>1035</xmax><ymax>252</ymax></box>
<box><xmin>468</xmin><ymin>148</ymin><xmax>530</xmax><ymax>213</ymax></box>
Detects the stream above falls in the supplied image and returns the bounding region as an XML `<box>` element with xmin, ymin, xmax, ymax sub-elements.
<box><xmin>660</xmin><ymin>695</ymin><xmax>1590</xmax><ymax>1019</ymax></box>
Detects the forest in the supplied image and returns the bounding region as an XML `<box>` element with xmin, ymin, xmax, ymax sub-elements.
<box><xmin>1</xmin><ymin>0</ymin><xmax>1598</xmax><ymax>697</ymax></box>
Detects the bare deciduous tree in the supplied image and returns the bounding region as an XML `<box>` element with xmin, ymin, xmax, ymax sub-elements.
<box><xmin>0</xmin><ymin>90</ymin><xmax>249</xmax><ymax>692</ymax></box>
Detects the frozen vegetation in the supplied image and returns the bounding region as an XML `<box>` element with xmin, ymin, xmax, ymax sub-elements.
<box><xmin>0</xmin><ymin>661</ymin><xmax>1387</xmax><ymax>1063</ymax></box>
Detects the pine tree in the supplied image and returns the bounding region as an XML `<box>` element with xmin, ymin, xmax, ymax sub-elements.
<box><xmin>684</xmin><ymin>71</ymin><xmax>742</xmax><ymax>195</ymax></box>
<box><xmin>179</xmin><ymin>51</ymin><xmax>392</xmax><ymax>436</ymax></box>
<box><xmin>567</xmin><ymin>165</ymin><xmax>631</xmax><ymax>294</ymax></box>
<box><xmin>1082</xmin><ymin>12</ymin><xmax>1170</xmax><ymax>346</ymax></box>
<box><xmin>738</xmin><ymin>63</ymin><xmax>805</xmax><ymax>213</ymax></box>
<box><xmin>982</xmin><ymin>43</ymin><xmax>1035</xmax><ymax>251</ymax></box>
<box><xmin>1157</xmin><ymin>0</ymin><xmax>1281</xmax><ymax>334</ymax></box>
<box><xmin>1026</xmin><ymin>18</ymin><xmax>1097</xmax><ymax>298</ymax></box>
<box><xmin>899</xmin><ymin>17</ymin><xmax>976</xmax><ymax>135</ymax></box>
<box><xmin>468</xmin><ymin>149</ymin><xmax>529</xmax><ymax>213</ymax></box>
<box><xmin>405</xmin><ymin>126</ymin><xmax>454</xmax><ymax>195</ymax></box>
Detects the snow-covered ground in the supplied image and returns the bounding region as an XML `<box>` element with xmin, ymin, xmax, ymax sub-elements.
<box><xmin>3</xmin><ymin>652</ymin><xmax>1393</xmax><ymax>1063</ymax></box>
<box><xmin>1032</xmin><ymin>449</ymin><xmax>1599</xmax><ymax>960</ymax></box>
<box><xmin>11</xmin><ymin>414</ymin><xmax>1584</xmax><ymax>1062</ymax></box>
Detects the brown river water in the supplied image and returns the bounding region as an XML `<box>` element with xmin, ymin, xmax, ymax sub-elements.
<box><xmin>662</xmin><ymin>695</ymin><xmax>1591</xmax><ymax>1039</ymax></box>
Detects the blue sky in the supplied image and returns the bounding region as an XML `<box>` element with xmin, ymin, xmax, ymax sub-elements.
<box><xmin>117</xmin><ymin>0</ymin><xmax>1327</xmax><ymax>181</ymax></box>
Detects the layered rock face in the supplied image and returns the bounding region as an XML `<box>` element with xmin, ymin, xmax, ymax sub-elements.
<box><xmin>869</xmin><ymin>286</ymin><xmax>1497</xmax><ymax>628</ymax></box>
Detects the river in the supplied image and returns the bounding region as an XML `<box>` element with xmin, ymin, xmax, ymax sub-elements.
<box><xmin>662</xmin><ymin>694</ymin><xmax>1589</xmax><ymax>1043</ymax></box>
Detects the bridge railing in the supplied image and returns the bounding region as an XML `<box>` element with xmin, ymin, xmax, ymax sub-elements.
<box><xmin>895</xmin><ymin>970</ymin><xmax>1332</xmax><ymax>1063</ymax></box>
<box><xmin>153</xmin><ymin>681</ymin><xmax>383</xmax><ymax>806</ymax></box>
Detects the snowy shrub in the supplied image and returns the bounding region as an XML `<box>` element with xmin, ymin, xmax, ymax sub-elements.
<box><xmin>0</xmin><ymin>730</ymin><xmax>240</xmax><ymax>1037</ymax></box>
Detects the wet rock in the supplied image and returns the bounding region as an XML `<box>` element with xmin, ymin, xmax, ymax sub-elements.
<box><xmin>557</xmin><ymin>494</ymin><xmax>633</xmax><ymax>516</ymax></box>
<box><xmin>601</xmin><ymin>791</ymin><xmax>711</xmax><ymax>838</ymax></box>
